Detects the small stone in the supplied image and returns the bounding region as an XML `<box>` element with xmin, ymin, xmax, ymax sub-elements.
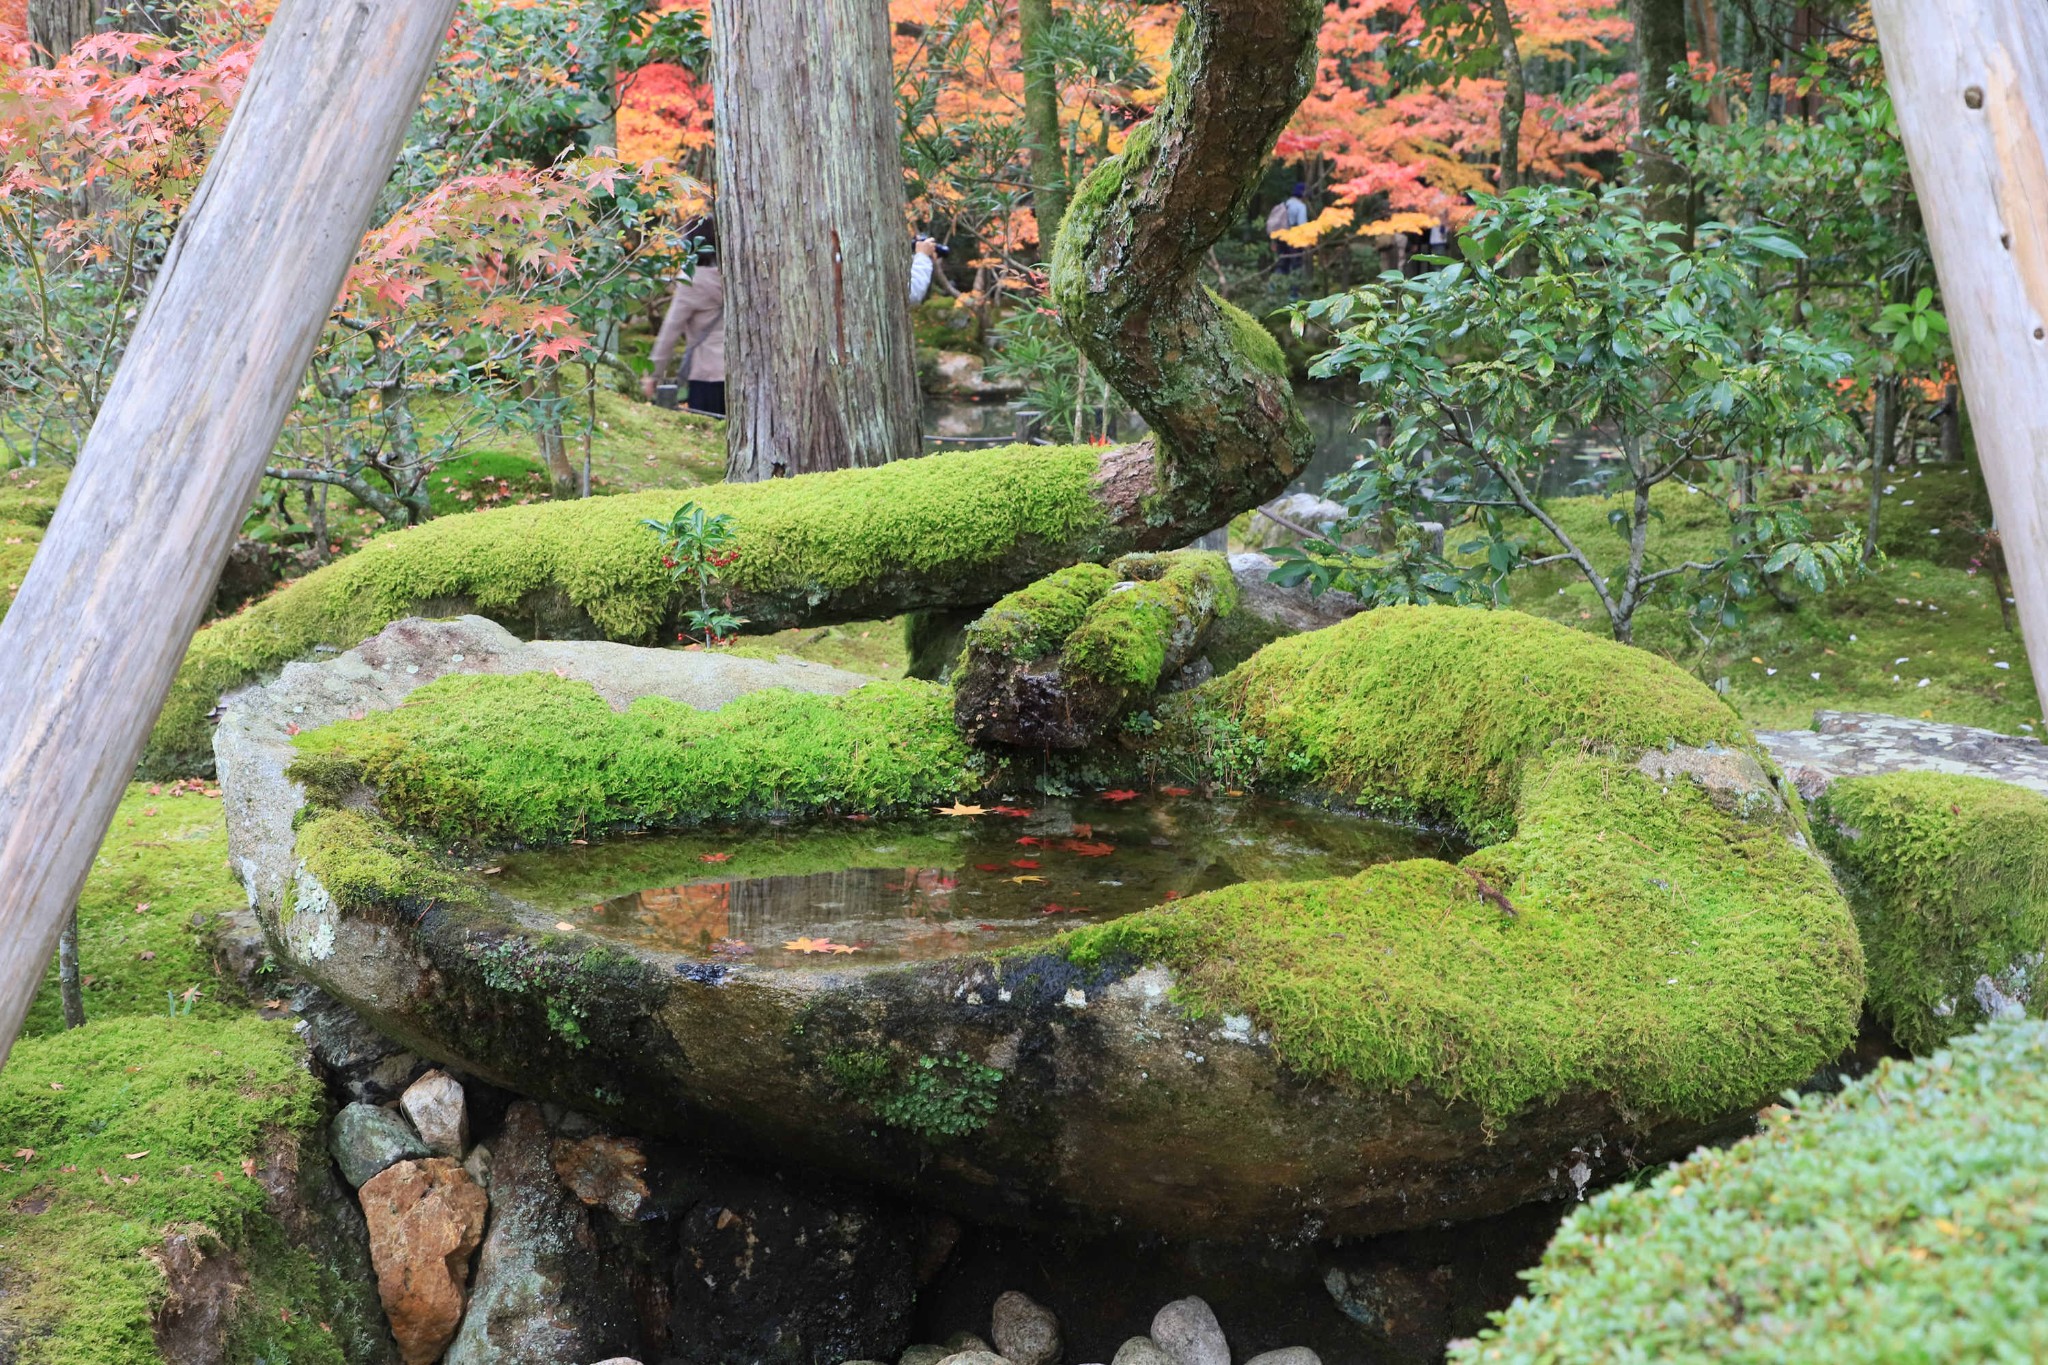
<box><xmin>400</xmin><ymin>1070</ymin><xmax>469</xmax><ymax>1157</ymax></box>
<box><xmin>330</xmin><ymin>1101</ymin><xmax>428</xmax><ymax>1190</ymax></box>
<box><xmin>1151</xmin><ymin>1298</ymin><xmax>1229</xmax><ymax>1365</ymax></box>
<box><xmin>583</xmin><ymin>1360</ymin><xmax>644</xmax><ymax>1365</ymax></box>
<box><xmin>936</xmin><ymin>1353</ymin><xmax>1011</xmax><ymax>1365</ymax></box>
<box><xmin>1245</xmin><ymin>1351</ymin><xmax>1320</xmax><ymax>1365</ymax></box>
<box><xmin>901</xmin><ymin>1346</ymin><xmax>950</xmax><ymax>1365</ymax></box>
<box><xmin>551</xmin><ymin>1134</ymin><xmax>650</xmax><ymax>1221</ymax></box>
<box><xmin>359</xmin><ymin>1158</ymin><xmax>488</xmax><ymax>1365</ymax></box>
<box><xmin>991</xmin><ymin>1290</ymin><xmax>1061</xmax><ymax>1365</ymax></box>
<box><xmin>1112</xmin><ymin>1338</ymin><xmax>1176</xmax><ymax>1365</ymax></box>
<box><xmin>944</xmin><ymin>1333</ymin><xmax>994</xmax><ymax>1354</ymax></box>
<box><xmin>463</xmin><ymin>1143</ymin><xmax>492</xmax><ymax>1191</ymax></box>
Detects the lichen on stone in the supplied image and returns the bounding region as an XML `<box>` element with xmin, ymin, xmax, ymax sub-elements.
<box><xmin>1814</xmin><ymin>770</ymin><xmax>2048</xmax><ymax>1053</ymax></box>
<box><xmin>290</xmin><ymin>671</ymin><xmax>979</xmax><ymax>848</ymax></box>
<box><xmin>1062</xmin><ymin>606</ymin><xmax>1864</xmax><ymax>1122</ymax></box>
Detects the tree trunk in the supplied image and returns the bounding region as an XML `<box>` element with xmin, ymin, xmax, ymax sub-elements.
<box><xmin>1872</xmin><ymin>0</ymin><xmax>2048</xmax><ymax>721</ymax></box>
<box><xmin>712</xmin><ymin>0</ymin><xmax>921</xmax><ymax>481</ymax></box>
<box><xmin>1690</xmin><ymin>0</ymin><xmax>1731</xmax><ymax>125</ymax></box>
<box><xmin>1862</xmin><ymin>375</ymin><xmax>1897</xmax><ymax>567</ymax></box>
<box><xmin>57</xmin><ymin>909</ymin><xmax>84</xmax><ymax>1029</ymax></box>
<box><xmin>527</xmin><ymin>368</ymin><xmax>579</xmax><ymax>499</ymax></box>
<box><xmin>1020</xmin><ymin>0</ymin><xmax>1069</xmax><ymax>247</ymax></box>
<box><xmin>0</xmin><ymin>0</ymin><xmax>459</xmax><ymax>1066</ymax></box>
<box><xmin>27</xmin><ymin>0</ymin><xmax>101</xmax><ymax>64</ymax></box>
<box><xmin>1488</xmin><ymin>0</ymin><xmax>1526</xmax><ymax>191</ymax></box>
<box><xmin>1629</xmin><ymin>0</ymin><xmax>1695</xmax><ymax>227</ymax></box>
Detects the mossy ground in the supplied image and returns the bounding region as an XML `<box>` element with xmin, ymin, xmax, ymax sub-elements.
<box><xmin>291</xmin><ymin>671</ymin><xmax>979</xmax><ymax>848</ymax></box>
<box><xmin>0</xmin><ymin>465</ymin><xmax>67</xmax><ymax>627</ymax></box>
<box><xmin>1814</xmin><ymin>771</ymin><xmax>2048</xmax><ymax>1054</ymax></box>
<box><xmin>1456</xmin><ymin>1018</ymin><xmax>2048</xmax><ymax>1363</ymax></box>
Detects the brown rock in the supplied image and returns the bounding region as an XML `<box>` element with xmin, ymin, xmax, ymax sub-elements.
<box><xmin>551</xmin><ymin>1133</ymin><xmax>650</xmax><ymax>1222</ymax></box>
<box><xmin>147</xmin><ymin>1225</ymin><xmax>247</xmax><ymax>1365</ymax></box>
<box><xmin>360</xmin><ymin>1157</ymin><xmax>489</xmax><ymax>1365</ymax></box>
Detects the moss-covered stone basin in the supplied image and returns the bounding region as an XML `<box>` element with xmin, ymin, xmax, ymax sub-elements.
<box><xmin>221</xmin><ymin>611</ymin><xmax>1864</xmax><ymax>1242</ymax></box>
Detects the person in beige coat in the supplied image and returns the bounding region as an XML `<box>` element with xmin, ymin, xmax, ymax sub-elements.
<box><xmin>645</xmin><ymin>224</ymin><xmax>725</xmax><ymax>416</ymax></box>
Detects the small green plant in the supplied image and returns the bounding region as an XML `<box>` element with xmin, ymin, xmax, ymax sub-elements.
<box><xmin>826</xmin><ymin>1049</ymin><xmax>1003</xmax><ymax>1140</ymax></box>
<box><xmin>643</xmin><ymin>501</ymin><xmax>748</xmax><ymax>646</ymax></box>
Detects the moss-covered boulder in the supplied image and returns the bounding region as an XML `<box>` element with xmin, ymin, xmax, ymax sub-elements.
<box><xmin>220</xmin><ymin>609</ymin><xmax>1861</xmax><ymax>1242</ymax></box>
<box><xmin>1455</xmin><ymin>1017</ymin><xmax>2048</xmax><ymax>1363</ymax></box>
<box><xmin>1813</xmin><ymin>771</ymin><xmax>2048</xmax><ymax>1053</ymax></box>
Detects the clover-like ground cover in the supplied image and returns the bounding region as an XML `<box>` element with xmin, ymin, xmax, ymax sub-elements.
<box><xmin>1455</xmin><ymin>1017</ymin><xmax>2048</xmax><ymax>1363</ymax></box>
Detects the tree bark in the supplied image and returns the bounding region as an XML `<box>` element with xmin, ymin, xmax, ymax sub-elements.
<box><xmin>712</xmin><ymin>0</ymin><xmax>922</xmax><ymax>481</ymax></box>
<box><xmin>27</xmin><ymin>0</ymin><xmax>102</xmax><ymax>64</ymax></box>
<box><xmin>0</xmin><ymin>0</ymin><xmax>459</xmax><ymax>1065</ymax></box>
<box><xmin>1689</xmin><ymin>0</ymin><xmax>1731</xmax><ymax>125</ymax></box>
<box><xmin>1488</xmin><ymin>0</ymin><xmax>1526</xmax><ymax>192</ymax></box>
<box><xmin>1872</xmin><ymin>0</ymin><xmax>2048</xmax><ymax>720</ymax></box>
<box><xmin>1020</xmin><ymin>0</ymin><xmax>1069</xmax><ymax>247</ymax></box>
<box><xmin>1629</xmin><ymin>0</ymin><xmax>1695</xmax><ymax>227</ymax></box>
<box><xmin>56</xmin><ymin>909</ymin><xmax>84</xmax><ymax>1029</ymax></box>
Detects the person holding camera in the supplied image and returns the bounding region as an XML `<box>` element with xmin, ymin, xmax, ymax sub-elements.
<box><xmin>645</xmin><ymin>221</ymin><xmax>726</xmax><ymax>417</ymax></box>
<box><xmin>910</xmin><ymin>234</ymin><xmax>948</xmax><ymax>305</ymax></box>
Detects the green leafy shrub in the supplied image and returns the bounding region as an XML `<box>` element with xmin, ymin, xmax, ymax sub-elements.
<box><xmin>1814</xmin><ymin>771</ymin><xmax>2048</xmax><ymax>1053</ymax></box>
<box><xmin>1456</xmin><ymin>1018</ymin><xmax>2048</xmax><ymax>1363</ymax></box>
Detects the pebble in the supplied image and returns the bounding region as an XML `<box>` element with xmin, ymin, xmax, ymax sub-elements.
<box><xmin>935</xmin><ymin>1353</ymin><xmax>1012</xmax><ymax>1365</ymax></box>
<box><xmin>992</xmin><ymin>1290</ymin><xmax>1061</xmax><ymax>1365</ymax></box>
<box><xmin>328</xmin><ymin>1101</ymin><xmax>428</xmax><ymax>1189</ymax></box>
<box><xmin>400</xmin><ymin>1069</ymin><xmax>469</xmax><ymax>1157</ymax></box>
<box><xmin>1152</xmin><ymin>1297</ymin><xmax>1230</xmax><ymax>1365</ymax></box>
<box><xmin>1112</xmin><ymin>1338</ymin><xmax>1176</xmax><ymax>1365</ymax></box>
<box><xmin>1245</xmin><ymin>1351</ymin><xmax>1321</xmax><ymax>1365</ymax></box>
<box><xmin>900</xmin><ymin>1348</ymin><xmax>950</xmax><ymax>1365</ymax></box>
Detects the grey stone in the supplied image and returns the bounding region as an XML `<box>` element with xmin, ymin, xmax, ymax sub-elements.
<box><xmin>584</xmin><ymin>1360</ymin><xmax>644</xmax><ymax>1365</ymax></box>
<box><xmin>1112</xmin><ymin>1338</ymin><xmax>1176</xmax><ymax>1365</ymax></box>
<box><xmin>462</xmin><ymin>1142</ymin><xmax>492</xmax><ymax>1191</ymax></box>
<box><xmin>399</xmin><ymin>1069</ymin><xmax>468</xmax><ymax>1157</ymax></box>
<box><xmin>1758</xmin><ymin>710</ymin><xmax>2048</xmax><ymax>800</ymax></box>
<box><xmin>1151</xmin><ymin>1298</ymin><xmax>1229</xmax><ymax>1365</ymax></box>
<box><xmin>944</xmin><ymin>1333</ymin><xmax>994</xmax><ymax>1354</ymax></box>
<box><xmin>936</xmin><ymin>1353</ymin><xmax>1012</xmax><ymax>1365</ymax></box>
<box><xmin>328</xmin><ymin>1102</ymin><xmax>427</xmax><ymax>1190</ymax></box>
<box><xmin>901</xmin><ymin>1347</ymin><xmax>950</xmax><ymax>1365</ymax></box>
<box><xmin>1244</xmin><ymin>1351</ymin><xmax>1320</xmax><ymax>1365</ymax></box>
<box><xmin>444</xmin><ymin>1102</ymin><xmax>634</xmax><ymax>1365</ymax></box>
<box><xmin>1227</xmin><ymin>553</ymin><xmax>1363</xmax><ymax>633</ymax></box>
<box><xmin>1634</xmin><ymin>745</ymin><xmax>1789</xmax><ymax>827</ymax></box>
<box><xmin>991</xmin><ymin>1290</ymin><xmax>1060</xmax><ymax>1365</ymax></box>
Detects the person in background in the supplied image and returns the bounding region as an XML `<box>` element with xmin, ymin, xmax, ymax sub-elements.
<box><xmin>645</xmin><ymin>221</ymin><xmax>725</xmax><ymax>417</ymax></box>
<box><xmin>909</xmin><ymin>234</ymin><xmax>943</xmax><ymax>305</ymax></box>
<box><xmin>1267</xmin><ymin>180</ymin><xmax>1310</xmax><ymax>275</ymax></box>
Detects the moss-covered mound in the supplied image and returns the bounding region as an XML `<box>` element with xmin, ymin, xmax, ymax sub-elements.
<box><xmin>1813</xmin><ymin>771</ymin><xmax>2048</xmax><ymax>1054</ymax></box>
<box><xmin>0</xmin><ymin>465</ymin><xmax>67</xmax><ymax>628</ymax></box>
<box><xmin>0</xmin><ymin>1015</ymin><xmax>372</xmax><ymax>1365</ymax></box>
<box><xmin>291</xmin><ymin>671</ymin><xmax>978</xmax><ymax>848</ymax></box>
<box><xmin>1456</xmin><ymin>1017</ymin><xmax>2048</xmax><ymax>1363</ymax></box>
<box><xmin>1064</xmin><ymin>607</ymin><xmax>1864</xmax><ymax>1121</ymax></box>
<box><xmin>147</xmin><ymin>443</ymin><xmax>1107</xmax><ymax>772</ymax></box>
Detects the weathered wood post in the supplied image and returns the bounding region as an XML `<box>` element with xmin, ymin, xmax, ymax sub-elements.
<box><xmin>1872</xmin><ymin>0</ymin><xmax>2048</xmax><ymax>722</ymax></box>
<box><xmin>0</xmin><ymin>0</ymin><xmax>459</xmax><ymax>1065</ymax></box>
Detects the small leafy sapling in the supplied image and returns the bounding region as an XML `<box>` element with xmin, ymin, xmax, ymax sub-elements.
<box><xmin>1278</xmin><ymin>185</ymin><xmax>1865</xmax><ymax>645</ymax></box>
<box><xmin>644</xmin><ymin>501</ymin><xmax>747</xmax><ymax>646</ymax></box>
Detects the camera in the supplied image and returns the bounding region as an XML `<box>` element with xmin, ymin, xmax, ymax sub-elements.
<box><xmin>916</xmin><ymin>234</ymin><xmax>952</xmax><ymax>258</ymax></box>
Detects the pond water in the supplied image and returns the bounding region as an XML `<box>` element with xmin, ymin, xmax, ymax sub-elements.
<box><xmin>489</xmin><ymin>792</ymin><xmax>1462</xmax><ymax>969</ymax></box>
<box><xmin>925</xmin><ymin>392</ymin><xmax>1622</xmax><ymax>501</ymax></box>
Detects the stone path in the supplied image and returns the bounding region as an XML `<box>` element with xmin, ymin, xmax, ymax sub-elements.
<box><xmin>1758</xmin><ymin>711</ymin><xmax>2048</xmax><ymax>800</ymax></box>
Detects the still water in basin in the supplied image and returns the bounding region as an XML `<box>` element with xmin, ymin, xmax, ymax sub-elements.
<box><xmin>489</xmin><ymin>792</ymin><xmax>1463</xmax><ymax>969</ymax></box>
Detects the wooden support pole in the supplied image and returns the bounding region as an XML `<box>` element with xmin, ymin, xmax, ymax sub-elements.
<box><xmin>1872</xmin><ymin>0</ymin><xmax>2048</xmax><ymax>723</ymax></box>
<box><xmin>0</xmin><ymin>0</ymin><xmax>458</xmax><ymax>1066</ymax></box>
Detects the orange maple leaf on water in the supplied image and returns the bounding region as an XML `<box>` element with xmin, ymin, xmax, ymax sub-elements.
<box><xmin>700</xmin><ymin>852</ymin><xmax>731</xmax><ymax>863</ymax></box>
<box><xmin>1063</xmin><ymin>841</ymin><xmax>1116</xmax><ymax>857</ymax></box>
<box><xmin>1102</xmin><ymin>790</ymin><xmax>1140</xmax><ymax>802</ymax></box>
<box><xmin>1158</xmin><ymin>786</ymin><xmax>1193</xmax><ymax>797</ymax></box>
<box><xmin>783</xmin><ymin>937</ymin><xmax>859</xmax><ymax>955</ymax></box>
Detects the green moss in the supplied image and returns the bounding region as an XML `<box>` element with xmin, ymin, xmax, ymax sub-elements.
<box><xmin>1813</xmin><ymin>771</ymin><xmax>2048</xmax><ymax>1053</ymax></box>
<box><xmin>1066</xmin><ymin>749</ymin><xmax>1860</xmax><ymax>1120</ymax></box>
<box><xmin>1062</xmin><ymin>552</ymin><xmax>1236</xmax><ymax>689</ymax></box>
<box><xmin>473</xmin><ymin>937</ymin><xmax>645</xmax><ymax>1050</ymax></box>
<box><xmin>964</xmin><ymin>562</ymin><xmax>1117</xmax><ymax>661</ymax></box>
<box><xmin>0</xmin><ymin>464</ymin><xmax>67</xmax><ymax>526</ymax></box>
<box><xmin>824</xmin><ymin>1049</ymin><xmax>1004</xmax><ymax>1140</ymax></box>
<box><xmin>23</xmin><ymin>785</ymin><xmax>243</xmax><ymax>1039</ymax></box>
<box><xmin>293</xmin><ymin>808</ymin><xmax>477</xmax><ymax>912</ymax></box>
<box><xmin>424</xmin><ymin>449</ymin><xmax>550</xmax><ymax>517</ymax></box>
<box><xmin>1213</xmin><ymin>292</ymin><xmax>1289</xmax><ymax>380</ymax></box>
<box><xmin>291</xmin><ymin>671</ymin><xmax>978</xmax><ymax>848</ymax></box>
<box><xmin>0</xmin><ymin>1014</ymin><xmax>321</xmax><ymax>1365</ymax></box>
<box><xmin>149</xmin><ymin>443</ymin><xmax>1109</xmax><ymax>772</ymax></box>
<box><xmin>1198</xmin><ymin>605</ymin><xmax>1750</xmax><ymax>839</ymax></box>
<box><xmin>1456</xmin><ymin>1018</ymin><xmax>2048</xmax><ymax>1363</ymax></box>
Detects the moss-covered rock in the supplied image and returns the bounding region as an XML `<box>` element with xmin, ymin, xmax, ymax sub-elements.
<box><xmin>1455</xmin><ymin>1017</ymin><xmax>2048</xmax><ymax>1363</ymax></box>
<box><xmin>291</xmin><ymin>670</ymin><xmax>978</xmax><ymax>848</ymax></box>
<box><xmin>1064</xmin><ymin>606</ymin><xmax>1863</xmax><ymax>1121</ymax></box>
<box><xmin>1813</xmin><ymin>771</ymin><xmax>2048</xmax><ymax>1053</ymax></box>
<box><xmin>0</xmin><ymin>1015</ymin><xmax>384</xmax><ymax>1365</ymax></box>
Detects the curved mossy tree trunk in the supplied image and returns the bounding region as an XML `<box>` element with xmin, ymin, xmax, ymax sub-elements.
<box><xmin>143</xmin><ymin>0</ymin><xmax>1323</xmax><ymax>773</ymax></box>
<box><xmin>711</xmin><ymin>0</ymin><xmax>923</xmax><ymax>481</ymax></box>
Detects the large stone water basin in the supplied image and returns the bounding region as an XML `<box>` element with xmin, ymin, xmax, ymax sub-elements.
<box><xmin>219</xmin><ymin>616</ymin><xmax>1837</xmax><ymax>1242</ymax></box>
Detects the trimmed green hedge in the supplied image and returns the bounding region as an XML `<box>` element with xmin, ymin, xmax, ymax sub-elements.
<box><xmin>1456</xmin><ymin>1018</ymin><xmax>2048</xmax><ymax>1363</ymax></box>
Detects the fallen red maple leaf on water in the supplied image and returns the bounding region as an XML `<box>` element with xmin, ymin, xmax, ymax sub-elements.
<box><xmin>1159</xmin><ymin>785</ymin><xmax>1193</xmax><ymax>797</ymax></box>
<box><xmin>1016</xmin><ymin>835</ymin><xmax>1043</xmax><ymax>847</ymax></box>
<box><xmin>1040</xmin><ymin>903</ymin><xmax>1089</xmax><ymax>916</ymax></box>
<box><xmin>700</xmin><ymin>852</ymin><xmax>732</xmax><ymax>864</ymax></box>
<box><xmin>1162</xmin><ymin>890</ymin><xmax>1183</xmax><ymax>900</ymax></box>
<box><xmin>1101</xmin><ymin>790</ymin><xmax>1140</xmax><ymax>802</ymax></box>
<box><xmin>990</xmin><ymin>806</ymin><xmax>1034</xmax><ymax>818</ymax></box>
<box><xmin>783</xmin><ymin>937</ymin><xmax>859</xmax><ymax>955</ymax></box>
<box><xmin>1010</xmin><ymin>859</ymin><xmax>1040</xmax><ymax>869</ymax></box>
<box><xmin>1062</xmin><ymin>840</ymin><xmax>1116</xmax><ymax>857</ymax></box>
<box><xmin>975</xmin><ymin>863</ymin><xmax>1004</xmax><ymax>873</ymax></box>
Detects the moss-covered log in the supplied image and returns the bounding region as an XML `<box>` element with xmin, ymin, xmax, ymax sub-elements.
<box><xmin>144</xmin><ymin>0</ymin><xmax>1321</xmax><ymax>775</ymax></box>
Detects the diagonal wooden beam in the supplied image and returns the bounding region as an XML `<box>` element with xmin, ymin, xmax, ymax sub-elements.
<box><xmin>0</xmin><ymin>0</ymin><xmax>460</xmax><ymax>1065</ymax></box>
<box><xmin>1872</xmin><ymin>0</ymin><xmax>2048</xmax><ymax>723</ymax></box>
